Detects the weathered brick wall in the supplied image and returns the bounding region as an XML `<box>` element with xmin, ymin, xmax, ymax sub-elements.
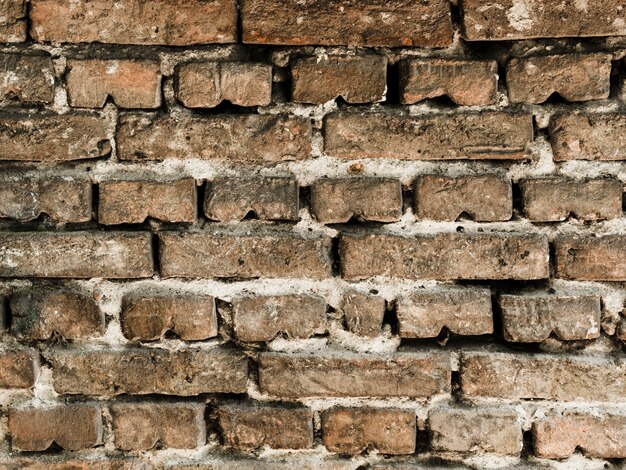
<box><xmin>0</xmin><ymin>1</ymin><xmax>625</xmax><ymax>469</ymax></box>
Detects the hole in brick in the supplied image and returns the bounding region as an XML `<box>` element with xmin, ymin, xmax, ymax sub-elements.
<box><xmin>423</xmin><ymin>94</ymin><xmax>458</xmax><ymax>108</ymax></box>
<box><xmin>609</xmin><ymin>59</ymin><xmax>623</xmax><ymax>99</ymax></box>
<box><xmin>196</xmin><ymin>180</ymin><xmax>207</xmax><ymax>221</ymax></box>
<box><xmin>416</xmin><ymin>426</ymin><xmax>430</xmax><ymax>453</ymax></box>
<box><xmin>542</xmin><ymin>91</ymin><xmax>569</xmax><ymax>105</ymax></box>
<box><xmin>511</xmin><ymin>182</ymin><xmax>524</xmax><ymax>220</ymax></box>
<box><xmin>386</xmin><ymin>61</ymin><xmax>400</xmax><ymax>104</ymax></box>
<box><xmin>1</xmin><ymin>295</ymin><xmax>9</xmax><ymax>331</ymax></box>
<box><xmin>273</xmin><ymin>66</ymin><xmax>291</xmax><ymax>103</ymax></box>
<box><xmin>383</xmin><ymin>299</ymin><xmax>399</xmax><ymax>335</ymax></box>
<box><xmin>449</xmin><ymin>1</ymin><xmax>462</xmax><ymax>27</ymax></box>
<box><xmin>455</xmin><ymin>211</ymin><xmax>474</xmax><ymax>222</ymax></box>
<box><xmin>242</xmin><ymin>209</ymin><xmax>258</xmax><ymax>221</ymax></box>
<box><xmin>299</xmin><ymin>185</ymin><xmax>311</xmax><ymax>215</ymax></box>
<box><xmin>205</xmin><ymin>402</ymin><xmax>221</xmax><ymax>445</ymax></box>
<box><xmin>451</xmin><ymin>370</ymin><xmax>462</xmax><ymax>401</ymax></box>
<box><xmin>491</xmin><ymin>291</ymin><xmax>504</xmax><ymax>342</ymax></box>
<box><xmin>402</xmin><ymin>186</ymin><xmax>414</xmax><ymax>214</ymax></box>
<box><xmin>330</xmin><ymin>237</ymin><xmax>341</xmax><ymax>277</ymax></box>
<box><xmin>521</xmin><ymin>429</ymin><xmax>534</xmax><ymax>458</ymax></box>
<box><xmin>151</xmin><ymin>232</ymin><xmax>161</xmax><ymax>275</ymax></box>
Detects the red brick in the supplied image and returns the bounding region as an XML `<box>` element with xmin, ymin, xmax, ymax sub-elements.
<box><xmin>0</xmin><ymin>54</ymin><xmax>54</xmax><ymax>105</ymax></box>
<box><xmin>324</xmin><ymin>112</ymin><xmax>533</xmax><ymax>160</ymax></box>
<box><xmin>0</xmin><ymin>232</ymin><xmax>153</xmax><ymax>279</ymax></box>
<box><xmin>0</xmin><ymin>350</ymin><xmax>37</xmax><ymax>389</ymax></box>
<box><xmin>340</xmin><ymin>233</ymin><xmax>548</xmax><ymax>281</ymax></box>
<box><xmin>259</xmin><ymin>351</ymin><xmax>450</xmax><ymax>398</ymax></box>
<box><xmin>555</xmin><ymin>235</ymin><xmax>626</xmax><ymax>281</ymax></box>
<box><xmin>400</xmin><ymin>59</ymin><xmax>498</xmax><ymax>106</ymax></box>
<box><xmin>414</xmin><ymin>174</ymin><xmax>512</xmax><ymax>221</ymax></box>
<box><xmin>99</xmin><ymin>179</ymin><xmax>196</xmax><ymax>224</ymax></box>
<box><xmin>341</xmin><ymin>291</ymin><xmax>385</xmax><ymax>337</ymax></box>
<box><xmin>0</xmin><ymin>0</ymin><xmax>26</xmax><ymax>42</ymax></box>
<box><xmin>30</xmin><ymin>0</ymin><xmax>237</xmax><ymax>45</ymax></box>
<box><xmin>241</xmin><ymin>0</ymin><xmax>453</xmax><ymax>47</ymax></box>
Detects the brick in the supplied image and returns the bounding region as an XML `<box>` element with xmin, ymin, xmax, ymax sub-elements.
<box><xmin>117</xmin><ymin>113</ymin><xmax>311</xmax><ymax>162</ymax></box>
<box><xmin>533</xmin><ymin>412</ymin><xmax>626</xmax><ymax>459</ymax></box>
<box><xmin>176</xmin><ymin>62</ymin><xmax>272</xmax><ymax>108</ymax></box>
<box><xmin>10</xmin><ymin>290</ymin><xmax>105</xmax><ymax>340</ymax></box>
<box><xmin>8</xmin><ymin>404</ymin><xmax>102</xmax><ymax>451</ymax></box>
<box><xmin>341</xmin><ymin>291</ymin><xmax>385</xmax><ymax>337</ymax></box>
<box><xmin>0</xmin><ymin>232</ymin><xmax>153</xmax><ymax>279</ymax></box>
<box><xmin>159</xmin><ymin>230</ymin><xmax>332</xmax><ymax>279</ymax></box>
<box><xmin>499</xmin><ymin>294</ymin><xmax>601</xmax><ymax>342</ymax></box>
<box><xmin>429</xmin><ymin>408</ymin><xmax>521</xmax><ymax>455</ymax></box>
<box><xmin>0</xmin><ymin>54</ymin><xmax>54</xmax><ymax>105</ymax></box>
<box><xmin>619</xmin><ymin>319</ymin><xmax>626</xmax><ymax>342</ymax></box>
<box><xmin>555</xmin><ymin>235</ymin><xmax>626</xmax><ymax>281</ymax></box>
<box><xmin>0</xmin><ymin>351</ymin><xmax>36</xmax><ymax>389</ymax></box>
<box><xmin>111</xmin><ymin>402</ymin><xmax>205</xmax><ymax>451</ymax></box>
<box><xmin>232</xmin><ymin>294</ymin><xmax>326</xmax><ymax>342</ymax></box>
<box><xmin>461</xmin><ymin>352</ymin><xmax>626</xmax><ymax>401</ymax></box>
<box><xmin>241</xmin><ymin>0</ymin><xmax>453</xmax><ymax>47</ymax></box>
<box><xmin>291</xmin><ymin>55</ymin><xmax>387</xmax><ymax>104</ymax></box>
<box><xmin>0</xmin><ymin>114</ymin><xmax>110</xmax><ymax>162</ymax></box>
<box><xmin>400</xmin><ymin>59</ymin><xmax>497</xmax><ymax>106</ymax></box>
<box><xmin>259</xmin><ymin>351</ymin><xmax>450</xmax><ymax>398</ymax></box>
<box><xmin>67</xmin><ymin>60</ymin><xmax>161</xmax><ymax>109</ymax></box>
<box><xmin>310</xmin><ymin>178</ymin><xmax>402</xmax><ymax>224</ymax></box>
<box><xmin>325</xmin><ymin>112</ymin><xmax>533</xmax><ymax>160</ymax></box>
<box><xmin>30</xmin><ymin>0</ymin><xmax>237</xmax><ymax>45</ymax></box>
<box><xmin>99</xmin><ymin>179</ymin><xmax>196</xmax><ymax>224</ymax></box>
<box><xmin>204</xmin><ymin>177</ymin><xmax>298</xmax><ymax>222</ymax></box>
<box><xmin>121</xmin><ymin>294</ymin><xmax>217</xmax><ymax>341</ymax></box>
<box><xmin>218</xmin><ymin>404</ymin><xmax>313</xmax><ymax>450</ymax></box>
<box><xmin>0</xmin><ymin>459</ymin><xmax>141</xmax><ymax>470</ymax></box>
<box><xmin>507</xmin><ymin>54</ymin><xmax>612</xmax><ymax>104</ymax></box>
<box><xmin>161</xmin><ymin>459</ymin><xmax>357</xmax><ymax>470</ymax></box>
<box><xmin>0</xmin><ymin>0</ymin><xmax>26</xmax><ymax>42</ymax></box>
<box><xmin>414</xmin><ymin>174</ymin><xmax>512</xmax><ymax>222</ymax></box>
<box><xmin>460</xmin><ymin>0</ymin><xmax>626</xmax><ymax>41</ymax></box>
<box><xmin>340</xmin><ymin>233</ymin><xmax>548</xmax><ymax>281</ymax></box>
<box><xmin>0</xmin><ymin>176</ymin><xmax>92</xmax><ymax>223</ymax></box>
<box><xmin>47</xmin><ymin>348</ymin><xmax>247</xmax><ymax>396</ymax></box>
<box><xmin>520</xmin><ymin>177</ymin><xmax>623</xmax><ymax>222</ymax></box>
<box><xmin>397</xmin><ymin>289</ymin><xmax>493</xmax><ymax>338</ymax></box>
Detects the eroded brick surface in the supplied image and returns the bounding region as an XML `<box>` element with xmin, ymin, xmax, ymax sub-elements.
<box><xmin>0</xmin><ymin>0</ymin><xmax>26</xmax><ymax>42</ymax></box>
<box><xmin>0</xmin><ymin>54</ymin><xmax>54</xmax><ymax>105</ymax></box>
<box><xmin>555</xmin><ymin>235</ymin><xmax>626</xmax><ymax>281</ymax></box>
<box><xmin>0</xmin><ymin>351</ymin><xmax>37</xmax><ymax>389</ymax></box>
<box><xmin>341</xmin><ymin>291</ymin><xmax>385</xmax><ymax>337</ymax></box>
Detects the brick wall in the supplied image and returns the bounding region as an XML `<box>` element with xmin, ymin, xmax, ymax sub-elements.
<box><xmin>0</xmin><ymin>1</ymin><xmax>625</xmax><ymax>469</ymax></box>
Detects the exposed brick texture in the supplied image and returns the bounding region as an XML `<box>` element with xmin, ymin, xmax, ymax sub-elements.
<box><xmin>554</xmin><ymin>235</ymin><xmax>626</xmax><ymax>281</ymax></box>
<box><xmin>341</xmin><ymin>291</ymin><xmax>385</xmax><ymax>337</ymax></box>
<box><xmin>0</xmin><ymin>1</ymin><xmax>26</xmax><ymax>42</ymax></box>
<box><xmin>0</xmin><ymin>54</ymin><xmax>54</xmax><ymax>105</ymax></box>
<box><xmin>0</xmin><ymin>351</ymin><xmax>37</xmax><ymax>389</ymax></box>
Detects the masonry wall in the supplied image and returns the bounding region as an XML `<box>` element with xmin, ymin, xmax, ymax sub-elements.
<box><xmin>0</xmin><ymin>1</ymin><xmax>626</xmax><ymax>469</ymax></box>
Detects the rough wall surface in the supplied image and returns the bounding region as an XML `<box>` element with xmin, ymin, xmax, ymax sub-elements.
<box><xmin>0</xmin><ymin>1</ymin><xmax>625</xmax><ymax>469</ymax></box>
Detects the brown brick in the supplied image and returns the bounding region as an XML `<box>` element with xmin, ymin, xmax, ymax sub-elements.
<box><xmin>159</xmin><ymin>230</ymin><xmax>332</xmax><ymax>280</ymax></box>
<box><xmin>322</xmin><ymin>408</ymin><xmax>415</xmax><ymax>455</ymax></box>
<box><xmin>507</xmin><ymin>54</ymin><xmax>612</xmax><ymax>104</ymax></box>
<box><xmin>429</xmin><ymin>408</ymin><xmax>522</xmax><ymax>455</ymax></box>
<box><xmin>121</xmin><ymin>294</ymin><xmax>217</xmax><ymax>341</ymax></box>
<box><xmin>67</xmin><ymin>60</ymin><xmax>161</xmax><ymax>109</ymax></box>
<box><xmin>533</xmin><ymin>412</ymin><xmax>626</xmax><ymax>459</ymax></box>
<box><xmin>99</xmin><ymin>179</ymin><xmax>196</xmax><ymax>224</ymax></box>
<box><xmin>520</xmin><ymin>177</ymin><xmax>623</xmax><ymax>222</ymax></box>
<box><xmin>461</xmin><ymin>352</ymin><xmax>626</xmax><ymax>401</ymax></box>
<box><xmin>555</xmin><ymin>235</ymin><xmax>626</xmax><ymax>281</ymax></box>
<box><xmin>0</xmin><ymin>54</ymin><xmax>54</xmax><ymax>105</ymax></box>
<box><xmin>8</xmin><ymin>405</ymin><xmax>102</xmax><ymax>451</ymax></box>
<box><xmin>461</xmin><ymin>0</ymin><xmax>626</xmax><ymax>41</ymax></box>
<box><xmin>325</xmin><ymin>112</ymin><xmax>533</xmax><ymax>160</ymax></box>
<box><xmin>400</xmin><ymin>59</ymin><xmax>498</xmax><ymax>106</ymax></box>
<box><xmin>30</xmin><ymin>0</ymin><xmax>237</xmax><ymax>45</ymax></box>
<box><xmin>499</xmin><ymin>294</ymin><xmax>601</xmax><ymax>343</ymax></box>
<box><xmin>10</xmin><ymin>290</ymin><xmax>104</xmax><ymax>340</ymax></box>
<box><xmin>340</xmin><ymin>233</ymin><xmax>548</xmax><ymax>281</ymax></box>
<box><xmin>342</xmin><ymin>291</ymin><xmax>385</xmax><ymax>337</ymax></box>
<box><xmin>0</xmin><ymin>459</ymin><xmax>140</xmax><ymax>470</ymax></box>
<box><xmin>204</xmin><ymin>177</ymin><xmax>299</xmax><ymax>222</ymax></box>
<box><xmin>259</xmin><ymin>351</ymin><xmax>450</xmax><ymax>398</ymax></box>
<box><xmin>414</xmin><ymin>174</ymin><xmax>512</xmax><ymax>222</ymax></box>
<box><xmin>47</xmin><ymin>348</ymin><xmax>247</xmax><ymax>396</ymax></box>
<box><xmin>241</xmin><ymin>0</ymin><xmax>453</xmax><ymax>47</ymax></box>
<box><xmin>0</xmin><ymin>0</ymin><xmax>26</xmax><ymax>42</ymax></box>
<box><xmin>311</xmin><ymin>178</ymin><xmax>402</xmax><ymax>224</ymax></box>
<box><xmin>0</xmin><ymin>114</ymin><xmax>110</xmax><ymax>162</ymax></box>
<box><xmin>0</xmin><ymin>176</ymin><xmax>92</xmax><ymax>223</ymax></box>
<box><xmin>176</xmin><ymin>62</ymin><xmax>272</xmax><ymax>108</ymax></box>
<box><xmin>218</xmin><ymin>404</ymin><xmax>313</xmax><ymax>450</ymax></box>
<box><xmin>111</xmin><ymin>402</ymin><xmax>205</xmax><ymax>451</ymax></box>
<box><xmin>0</xmin><ymin>351</ymin><xmax>36</xmax><ymax>389</ymax></box>
<box><xmin>117</xmin><ymin>113</ymin><xmax>311</xmax><ymax>162</ymax></box>
<box><xmin>397</xmin><ymin>289</ymin><xmax>493</xmax><ymax>338</ymax></box>
<box><xmin>0</xmin><ymin>232</ymin><xmax>153</xmax><ymax>279</ymax></box>
<box><xmin>292</xmin><ymin>55</ymin><xmax>387</xmax><ymax>104</ymax></box>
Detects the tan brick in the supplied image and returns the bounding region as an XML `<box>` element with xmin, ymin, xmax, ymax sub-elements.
<box><xmin>31</xmin><ymin>0</ymin><xmax>237</xmax><ymax>45</ymax></box>
<box><xmin>292</xmin><ymin>55</ymin><xmax>387</xmax><ymax>104</ymax></box>
<box><xmin>555</xmin><ymin>235</ymin><xmax>626</xmax><ymax>281</ymax></box>
<box><xmin>325</xmin><ymin>112</ymin><xmax>533</xmax><ymax>160</ymax></box>
<box><xmin>400</xmin><ymin>59</ymin><xmax>497</xmax><ymax>106</ymax></box>
<box><xmin>117</xmin><ymin>113</ymin><xmax>311</xmax><ymax>162</ymax></box>
<box><xmin>0</xmin><ymin>351</ymin><xmax>37</xmax><ymax>389</ymax></box>
<box><xmin>176</xmin><ymin>62</ymin><xmax>272</xmax><ymax>108</ymax></box>
<box><xmin>340</xmin><ymin>233</ymin><xmax>548</xmax><ymax>281</ymax></box>
<box><xmin>499</xmin><ymin>294</ymin><xmax>601</xmax><ymax>342</ymax></box>
<box><xmin>160</xmin><ymin>458</ymin><xmax>357</xmax><ymax>470</ymax></box>
<box><xmin>310</xmin><ymin>178</ymin><xmax>402</xmax><ymax>224</ymax></box>
<box><xmin>8</xmin><ymin>404</ymin><xmax>102</xmax><ymax>451</ymax></box>
<box><xmin>414</xmin><ymin>174</ymin><xmax>512</xmax><ymax>221</ymax></box>
<box><xmin>0</xmin><ymin>232</ymin><xmax>153</xmax><ymax>279</ymax></box>
<box><xmin>204</xmin><ymin>177</ymin><xmax>299</xmax><ymax>222</ymax></box>
<box><xmin>218</xmin><ymin>404</ymin><xmax>313</xmax><ymax>450</ymax></box>
<box><xmin>99</xmin><ymin>179</ymin><xmax>196</xmax><ymax>224</ymax></box>
<box><xmin>342</xmin><ymin>291</ymin><xmax>385</xmax><ymax>337</ymax></box>
<box><xmin>397</xmin><ymin>289</ymin><xmax>493</xmax><ymax>338</ymax></box>
<box><xmin>0</xmin><ymin>54</ymin><xmax>54</xmax><ymax>105</ymax></box>
<box><xmin>111</xmin><ymin>402</ymin><xmax>205</xmax><ymax>451</ymax></box>
<box><xmin>0</xmin><ymin>459</ymin><xmax>141</xmax><ymax>470</ymax></box>
<box><xmin>241</xmin><ymin>0</ymin><xmax>453</xmax><ymax>47</ymax></box>
<box><xmin>259</xmin><ymin>351</ymin><xmax>450</xmax><ymax>398</ymax></box>
<box><xmin>507</xmin><ymin>54</ymin><xmax>612</xmax><ymax>104</ymax></box>
<box><xmin>0</xmin><ymin>0</ymin><xmax>26</xmax><ymax>42</ymax></box>
<box><xmin>121</xmin><ymin>294</ymin><xmax>217</xmax><ymax>341</ymax></box>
